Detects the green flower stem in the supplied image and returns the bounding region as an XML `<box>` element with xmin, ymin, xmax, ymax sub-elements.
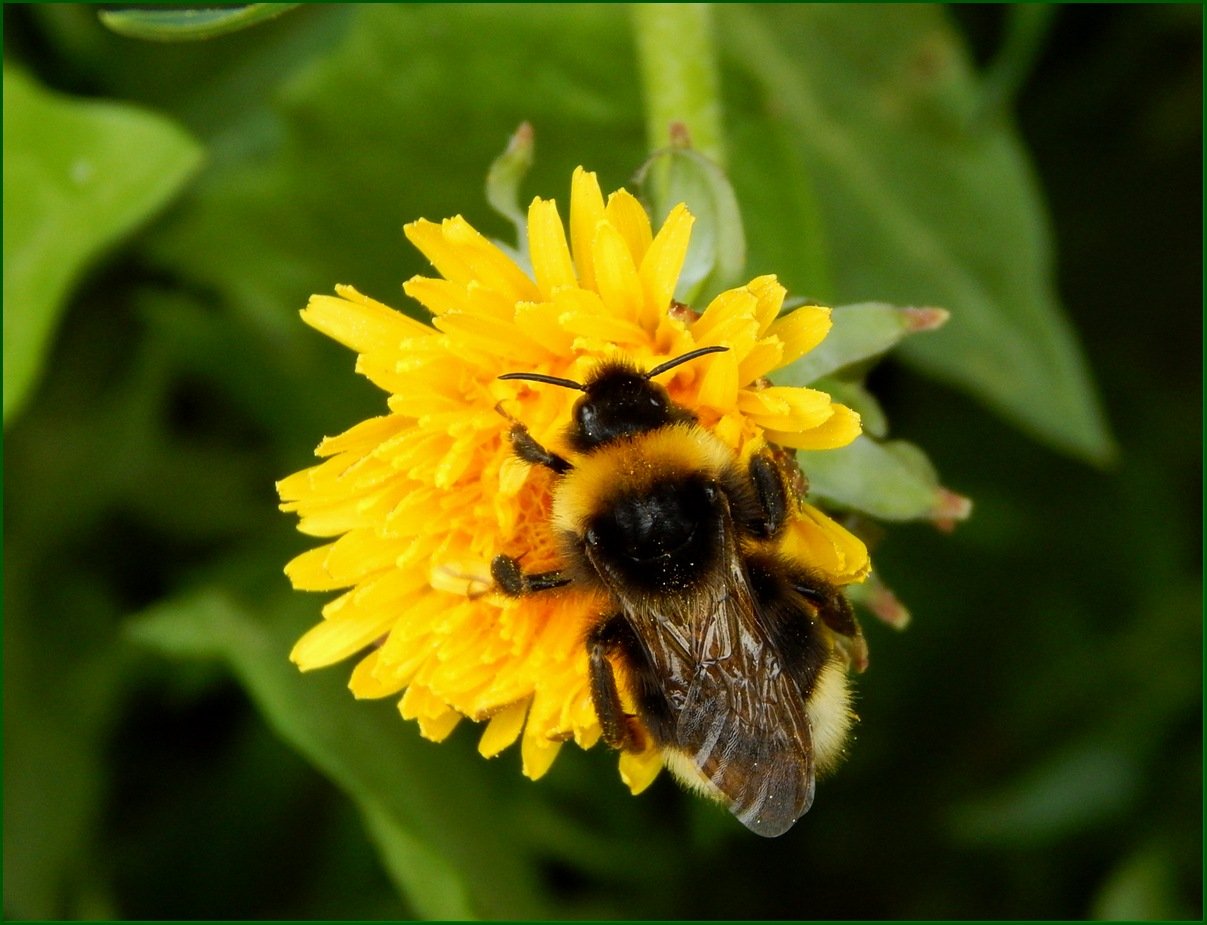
<box><xmin>631</xmin><ymin>4</ymin><xmax>725</xmax><ymax>165</ymax></box>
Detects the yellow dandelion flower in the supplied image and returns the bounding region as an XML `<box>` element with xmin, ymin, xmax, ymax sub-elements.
<box><xmin>278</xmin><ymin>166</ymin><xmax>870</xmax><ymax>799</ymax></box>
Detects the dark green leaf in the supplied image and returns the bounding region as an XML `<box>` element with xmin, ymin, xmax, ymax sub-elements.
<box><xmin>2</xmin><ymin>66</ymin><xmax>202</xmax><ymax>426</ymax></box>
<box><xmin>143</xmin><ymin>5</ymin><xmax>646</xmax><ymax>328</ymax></box>
<box><xmin>949</xmin><ymin>738</ymin><xmax>1142</xmax><ymax>846</ymax></box>
<box><xmin>721</xmin><ymin>5</ymin><xmax>1116</xmax><ymax>464</ymax></box>
<box><xmin>128</xmin><ymin>589</ymin><xmax>549</xmax><ymax>919</ymax></box>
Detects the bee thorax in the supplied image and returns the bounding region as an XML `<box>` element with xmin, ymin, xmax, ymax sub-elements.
<box><xmin>583</xmin><ymin>475</ymin><xmax>723</xmax><ymax>593</ymax></box>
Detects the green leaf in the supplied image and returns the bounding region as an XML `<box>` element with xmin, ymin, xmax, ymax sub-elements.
<box><xmin>720</xmin><ymin>6</ymin><xmax>1116</xmax><ymax>464</ymax></box>
<box><xmin>799</xmin><ymin>434</ymin><xmax>968</xmax><ymax>524</ymax></box>
<box><xmin>949</xmin><ymin>737</ymin><xmax>1142</xmax><ymax>846</ymax></box>
<box><xmin>128</xmin><ymin>589</ymin><xmax>549</xmax><ymax>919</ymax></box>
<box><xmin>143</xmin><ymin>5</ymin><xmax>647</xmax><ymax>329</ymax></box>
<box><xmin>973</xmin><ymin>6</ymin><xmax>1058</xmax><ymax>123</ymax></box>
<box><xmin>1090</xmin><ymin>841</ymin><xmax>1186</xmax><ymax>920</ymax></box>
<box><xmin>2</xmin><ymin>66</ymin><xmax>202</xmax><ymax>426</ymax></box>
<box><xmin>97</xmin><ymin>4</ymin><xmax>298</xmax><ymax>42</ymax></box>
<box><xmin>2</xmin><ymin>545</ymin><xmax>127</xmax><ymax>918</ymax></box>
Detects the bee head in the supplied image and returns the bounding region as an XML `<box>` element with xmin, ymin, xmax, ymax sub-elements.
<box><xmin>499</xmin><ymin>345</ymin><xmax>728</xmax><ymax>452</ymax></box>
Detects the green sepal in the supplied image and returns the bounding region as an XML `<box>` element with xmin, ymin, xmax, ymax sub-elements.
<box><xmin>799</xmin><ymin>434</ymin><xmax>970</xmax><ymax>525</ymax></box>
<box><xmin>810</xmin><ymin>376</ymin><xmax>888</xmax><ymax>439</ymax></box>
<box><xmin>779</xmin><ymin>301</ymin><xmax>949</xmax><ymax>387</ymax></box>
<box><xmin>635</xmin><ymin>142</ymin><xmax>745</xmax><ymax>306</ymax></box>
<box><xmin>485</xmin><ymin>122</ymin><xmax>536</xmax><ymax>253</ymax></box>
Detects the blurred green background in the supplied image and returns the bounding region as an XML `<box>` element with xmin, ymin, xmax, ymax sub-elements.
<box><xmin>3</xmin><ymin>4</ymin><xmax>1201</xmax><ymax>919</ymax></box>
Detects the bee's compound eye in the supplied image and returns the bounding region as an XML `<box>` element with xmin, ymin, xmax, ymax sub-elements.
<box><xmin>585</xmin><ymin>527</ymin><xmax>600</xmax><ymax>547</ymax></box>
<box><xmin>701</xmin><ymin>480</ymin><xmax>720</xmax><ymax>503</ymax></box>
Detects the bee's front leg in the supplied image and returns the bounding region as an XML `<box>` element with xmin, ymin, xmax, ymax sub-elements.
<box><xmin>506</xmin><ymin>423</ymin><xmax>572</xmax><ymax>475</ymax></box>
<box><xmin>490</xmin><ymin>555</ymin><xmax>571</xmax><ymax>595</ymax></box>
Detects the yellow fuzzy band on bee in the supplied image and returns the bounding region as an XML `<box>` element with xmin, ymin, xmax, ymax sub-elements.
<box><xmin>551</xmin><ymin>424</ymin><xmax>735</xmax><ymax>535</ymax></box>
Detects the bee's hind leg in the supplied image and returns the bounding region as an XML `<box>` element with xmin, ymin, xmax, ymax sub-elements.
<box><xmin>588</xmin><ymin>616</ymin><xmax>654</xmax><ymax>753</ymax></box>
<box><xmin>744</xmin><ymin>452</ymin><xmax>791</xmax><ymax>538</ymax></box>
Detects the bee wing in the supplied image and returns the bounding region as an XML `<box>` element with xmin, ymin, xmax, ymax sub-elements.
<box><xmin>672</xmin><ymin>557</ymin><xmax>818</xmax><ymax>837</ymax></box>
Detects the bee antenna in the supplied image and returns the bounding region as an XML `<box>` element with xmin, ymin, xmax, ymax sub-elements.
<box><xmin>644</xmin><ymin>345</ymin><xmax>729</xmax><ymax>380</ymax></box>
<box><xmin>497</xmin><ymin>371</ymin><xmax>586</xmax><ymax>391</ymax></box>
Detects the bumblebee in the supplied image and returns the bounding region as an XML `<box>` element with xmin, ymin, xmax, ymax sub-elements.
<box><xmin>491</xmin><ymin>346</ymin><xmax>863</xmax><ymax>837</ymax></box>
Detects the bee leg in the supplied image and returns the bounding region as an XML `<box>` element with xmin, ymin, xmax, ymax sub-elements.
<box><xmin>794</xmin><ymin>576</ymin><xmax>861</xmax><ymax>639</ymax></box>
<box><xmin>587</xmin><ymin>617</ymin><xmax>647</xmax><ymax>752</ymax></box>
<box><xmin>490</xmin><ymin>554</ymin><xmax>571</xmax><ymax>596</ymax></box>
<box><xmin>745</xmin><ymin>452</ymin><xmax>790</xmax><ymax>538</ymax></box>
<box><xmin>507</xmin><ymin>423</ymin><xmax>572</xmax><ymax>474</ymax></box>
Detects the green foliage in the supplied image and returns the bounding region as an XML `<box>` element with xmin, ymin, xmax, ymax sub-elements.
<box><xmin>2</xmin><ymin>65</ymin><xmax>201</xmax><ymax>425</ymax></box>
<box><xmin>3</xmin><ymin>3</ymin><xmax>1199</xmax><ymax>920</ymax></box>
<box><xmin>128</xmin><ymin>589</ymin><xmax>541</xmax><ymax>919</ymax></box>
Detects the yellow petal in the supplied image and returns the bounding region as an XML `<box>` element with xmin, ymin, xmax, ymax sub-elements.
<box><xmin>569</xmin><ymin>166</ymin><xmax>606</xmax><ymax>291</ymax></box>
<box><xmin>433</xmin><ymin>311</ymin><xmax>548</xmax><ymax>365</ymax></box>
<box><xmin>513</xmin><ymin>301</ymin><xmax>576</xmax><ymax>355</ymax></box>
<box><xmin>302</xmin><ymin>290</ymin><xmax>430</xmax><ymax>355</ymax></box>
<box><xmin>765</xmin><ymin>402</ymin><xmax>862</xmax><ymax>450</ymax></box>
<box><xmin>769</xmin><ymin>304</ymin><xmax>833</xmax><ymax>366</ymax></box>
<box><xmin>746</xmin><ymin>275</ymin><xmax>787</xmax><ymax>333</ymax></box>
<box><xmin>604</xmin><ymin>188</ymin><xmax>654</xmax><ymax>267</ymax></box>
<box><xmin>349</xmin><ymin>649</ymin><xmax>409</xmax><ymax>699</ymax></box>
<box><xmin>591</xmin><ymin>220</ymin><xmax>643</xmax><ymax>324</ymax></box>
<box><xmin>402</xmin><ymin>276</ymin><xmax>471</xmax><ymax>317</ymax></box>
<box><xmin>478</xmin><ymin>699</ymin><xmax>530</xmax><ymax>758</ymax></box>
<box><xmin>315</xmin><ymin>414</ymin><xmax>407</xmax><ymax>456</ymax></box>
<box><xmin>738</xmin><ymin>385</ymin><xmax>834</xmax><ymax>431</ymax></box>
<box><xmin>781</xmin><ymin>504</ymin><xmax>871</xmax><ymax>584</ymax></box>
<box><xmin>619</xmin><ymin>747</ymin><xmax>664</xmax><ymax>795</ymax></box>
<box><xmin>737</xmin><ymin>339</ymin><xmax>784</xmax><ymax>384</ymax></box>
<box><xmin>284</xmin><ymin>544</ymin><xmax>344</xmax><ymax>592</ymax></box>
<box><xmin>405</xmin><ymin>217</ymin><xmax>538</xmax><ymax>304</ymax></box>
<box><xmin>692</xmin><ymin>286</ymin><xmax>759</xmax><ymax>346</ymax></box>
<box><xmin>696</xmin><ymin>347</ymin><xmax>740</xmax><ymax>412</ymax></box>
<box><xmin>421</xmin><ymin>709</ymin><xmax>464</xmax><ymax>742</ymax></box>
<box><xmin>558</xmin><ymin>294</ymin><xmax>650</xmax><ymax>345</ymax></box>
<box><xmin>639</xmin><ymin>203</ymin><xmax>693</xmax><ymax>328</ymax></box>
<box><xmin>527</xmin><ymin>197</ymin><xmax>577</xmax><ymax>297</ymax></box>
<box><xmin>290</xmin><ymin>606</ymin><xmax>396</xmax><ymax>671</ymax></box>
<box><xmin>521</xmin><ymin>727</ymin><xmax>563</xmax><ymax>780</ymax></box>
